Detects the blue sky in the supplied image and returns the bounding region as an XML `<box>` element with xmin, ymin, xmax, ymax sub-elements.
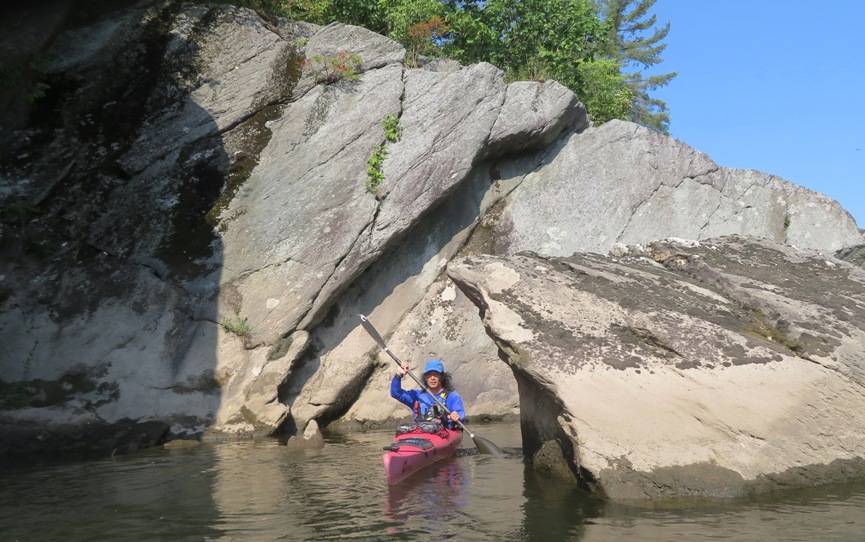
<box><xmin>648</xmin><ymin>0</ymin><xmax>864</xmax><ymax>229</ymax></box>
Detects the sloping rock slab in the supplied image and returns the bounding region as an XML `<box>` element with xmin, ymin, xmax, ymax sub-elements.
<box><xmin>496</xmin><ymin>120</ymin><xmax>864</xmax><ymax>256</ymax></box>
<box><xmin>447</xmin><ymin>235</ymin><xmax>865</xmax><ymax>500</ymax></box>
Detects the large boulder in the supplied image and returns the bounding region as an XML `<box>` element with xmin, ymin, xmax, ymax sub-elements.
<box><xmin>447</xmin><ymin>236</ymin><xmax>865</xmax><ymax>499</ymax></box>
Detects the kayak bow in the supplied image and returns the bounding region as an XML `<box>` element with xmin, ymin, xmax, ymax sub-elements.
<box><xmin>382</xmin><ymin>425</ymin><xmax>463</xmax><ymax>485</ymax></box>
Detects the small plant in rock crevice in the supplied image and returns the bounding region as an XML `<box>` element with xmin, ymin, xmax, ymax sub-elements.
<box><xmin>366</xmin><ymin>144</ymin><xmax>387</xmax><ymax>193</ymax></box>
<box><xmin>300</xmin><ymin>50</ymin><xmax>362</xmax><ymax>84</ymax></box>
<box><xmin>0</xmin><ymin>52</ymin><xmax>51</xmax><ymax>104</ymax></box>
<box><xmin>365</xmin><ymin>114</ymin><xmax>403</xmax><ymax>195</ymax></box>
<box><xmin>383</xmin><ymin>113</ymin><xmax>402</xmax><ymax>142</ymax></box>
<box><xmin>221</xmin><ymin>308</ymin><xmax>251</xmax><ymax>346</ymax></box>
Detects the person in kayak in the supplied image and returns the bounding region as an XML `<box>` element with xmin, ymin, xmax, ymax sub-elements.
<box><xmin>391</xmin><ymin>359</ymin><xmax>465</xmax><ymax>429</ymax></box>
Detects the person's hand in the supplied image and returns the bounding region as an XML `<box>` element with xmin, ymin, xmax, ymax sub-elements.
<box><xmin>396</xmin><ymin>363</ymin><xmax>409</xmax><ymax>377</ymax></box>
<box><xmin>448</xmin><ymin>411</ymin><xmax>460</xmax><ymax>422</ymax></box>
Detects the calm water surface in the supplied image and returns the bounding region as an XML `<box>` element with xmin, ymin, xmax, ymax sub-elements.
<box><xmin>1</xmin><ymin>422</ymin><xmax>864</xmax><ymax>541</ymax></box>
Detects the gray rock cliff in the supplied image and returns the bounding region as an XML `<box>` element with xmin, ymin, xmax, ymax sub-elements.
<box><xmin>1</xmin><ymin>2</ymin><xmax>863</xmax><ymax>497</ymax></box>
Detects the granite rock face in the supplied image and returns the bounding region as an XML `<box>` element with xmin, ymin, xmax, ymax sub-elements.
<box><xmin>493</xmin><ymin>120</ymin><xmax>863</xmax><ymax>257</ymax></box>
<box><xmin>447</xmin><ymin>236</ymin><xmax>865</xmax><ymax>499</ymax></box>
<box><xmin>0</xmin><ymin>4</ymin><xmax>580</xmax><ymax>449</ymax></box>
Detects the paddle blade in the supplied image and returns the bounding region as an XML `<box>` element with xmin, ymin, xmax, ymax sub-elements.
<box><xmin>472</xmin><ymin>435</ymin><xmax>504</xmax><ymax>457</ymax></box>
<box><xmin>358</xmin><ymin>314</ymin><xmax>387</xmax><ymax>349</ymax></box>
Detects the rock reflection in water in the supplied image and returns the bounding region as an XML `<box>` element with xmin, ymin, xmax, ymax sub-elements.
<box><xmin>0</xmin><ymin>446</ymin><xmax>223</xmax><ymax>541</ymax></box>
<box><xmin>2</xmin><ymin>423</ymin><xmax>865</xmax><ymax>541</ymax></box>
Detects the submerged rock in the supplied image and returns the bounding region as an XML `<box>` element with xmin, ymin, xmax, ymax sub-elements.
<box><xmin>285</xmin><ymin>419</ymin><xmax>324</xmax><ymax>450</ymax></box>
<box><xmin>164</xmin><ymin>438</ymin><xmax>201</xmax><ymax>449</ymax></box>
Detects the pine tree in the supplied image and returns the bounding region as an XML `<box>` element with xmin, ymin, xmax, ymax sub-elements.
<box><xmin>599</xmin><ymin>0</ymin><xmax>677</xmax><ymax>133</ymax></box>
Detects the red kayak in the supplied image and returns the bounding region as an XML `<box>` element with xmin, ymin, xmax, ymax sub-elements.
<box><xmin>382</xmin><ymin>421</ymin><xmax>463</xmax><ymax>485</ymax></box>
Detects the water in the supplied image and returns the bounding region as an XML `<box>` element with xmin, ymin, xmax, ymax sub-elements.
<box><xmin>1</xmin><ymin>422</ymin><xmax>864</xmax><ymax>541</ymax></box>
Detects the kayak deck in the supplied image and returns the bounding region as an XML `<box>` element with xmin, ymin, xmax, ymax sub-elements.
<box><xmin>382</xmin><ymin>424</ymin><xmax>463</xmax><ymax>485</ymax></box>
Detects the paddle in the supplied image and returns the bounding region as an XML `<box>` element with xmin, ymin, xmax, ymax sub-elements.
<box><xmin>358</xmin><ymin>314</ymin><xmax>504</xmax><ymax>457</ymax></box>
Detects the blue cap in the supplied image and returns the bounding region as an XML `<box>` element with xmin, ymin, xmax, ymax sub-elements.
<box><xmin>424</xmin><ymin>359</ymin><xmax>444</xmax><ymax>374</ymax></box>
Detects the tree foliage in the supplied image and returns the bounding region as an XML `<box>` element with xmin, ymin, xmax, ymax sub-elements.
<box><xmin>576</xmin><ymin>58</ymin><xmax>634</xmax><ymax>125</ymax></box>
<box><xmin>226</xmin><ymin>0</ymin><xmax>675</xmax><ymax>129</ymax></box>
<box><xmin>441</xmin><ymin>0</ymin><xmax>633</xmax><ymax>125</ymax></box>
<box><xmin>446</xmin><ymin>0</ymin><xmax>607</xmax><ymax>90</ymax></box>
<box><xmin>597</xmin><ymin>0</ymin><xmax>677</xmax><ymax>133</ymax></box>
<box><xmin>404</xmin><ymin>16</ymin><xmax>450</xmax><ymax>65</ymax></box>
<box><xmin>378</xmin><ymin>0</ymin><xmax>446</xmax><ymax>43</ymax></box>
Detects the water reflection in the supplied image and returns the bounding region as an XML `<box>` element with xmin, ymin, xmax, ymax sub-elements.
<box><xmin>520</xmin><ymin>465</ymin><xmax>605</xmax><ymax>541</ymax></box>
<box><xmin>210</xmin><ymin>441</ymin><xmax>315</xmax><ymax>540</ymax></box>
<box><xmin>2</xmin><ymin>423</ymin><xmax>865</xmax><ymax>541</ymax></box>
<box><xmin>385</xmin><ymin>458</ymin><xmax>467</xmax><ymax>518</ymax></box>
<box><xmin>585</xmin><ymin>480</ymin><xmax>865</xmax><ymax>542</ymax></box>
<box><xmin>0</xmin><ymin>446</ymin><xmax>222</xmax><ymax>541</ymax></box>
<box><xmin>384</xmin><ymin>458</ymin><xmax>468</xmax><ymax>536</ymax></box>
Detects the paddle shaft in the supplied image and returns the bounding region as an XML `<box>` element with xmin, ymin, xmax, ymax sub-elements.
<box><xmin>358</xmin><ymin>314</ymin><xmax>475</xmax><ymax>437</ymax></box>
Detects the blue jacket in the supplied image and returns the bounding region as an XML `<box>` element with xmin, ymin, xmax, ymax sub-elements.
<box><xmin>391</xmin><ymin>375</ymin><xmax>465</xmax><ymax>428</ymax></box>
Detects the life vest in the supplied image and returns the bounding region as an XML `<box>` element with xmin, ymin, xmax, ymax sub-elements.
<box><xmin>414</xmin><ymin>396</ymin><xmax>447</xmax><ymax>423</ymax></box>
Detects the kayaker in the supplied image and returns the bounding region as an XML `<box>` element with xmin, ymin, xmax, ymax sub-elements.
<box><xmin>391</xmin><ymin>359</ymin><xmax>465</xmax><ymax>429</ymax></box>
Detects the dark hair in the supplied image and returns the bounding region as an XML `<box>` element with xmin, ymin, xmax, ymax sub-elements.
<box><xmin>441</xmin><ymin>372</ymin><xmax>453</xmax><ymax>392</ymax></box>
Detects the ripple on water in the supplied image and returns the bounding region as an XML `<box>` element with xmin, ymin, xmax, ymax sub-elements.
<box><xmin>2</xmin><ymin>423</ymin><xmax>865</xmax><ymax>541</ymax></box>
